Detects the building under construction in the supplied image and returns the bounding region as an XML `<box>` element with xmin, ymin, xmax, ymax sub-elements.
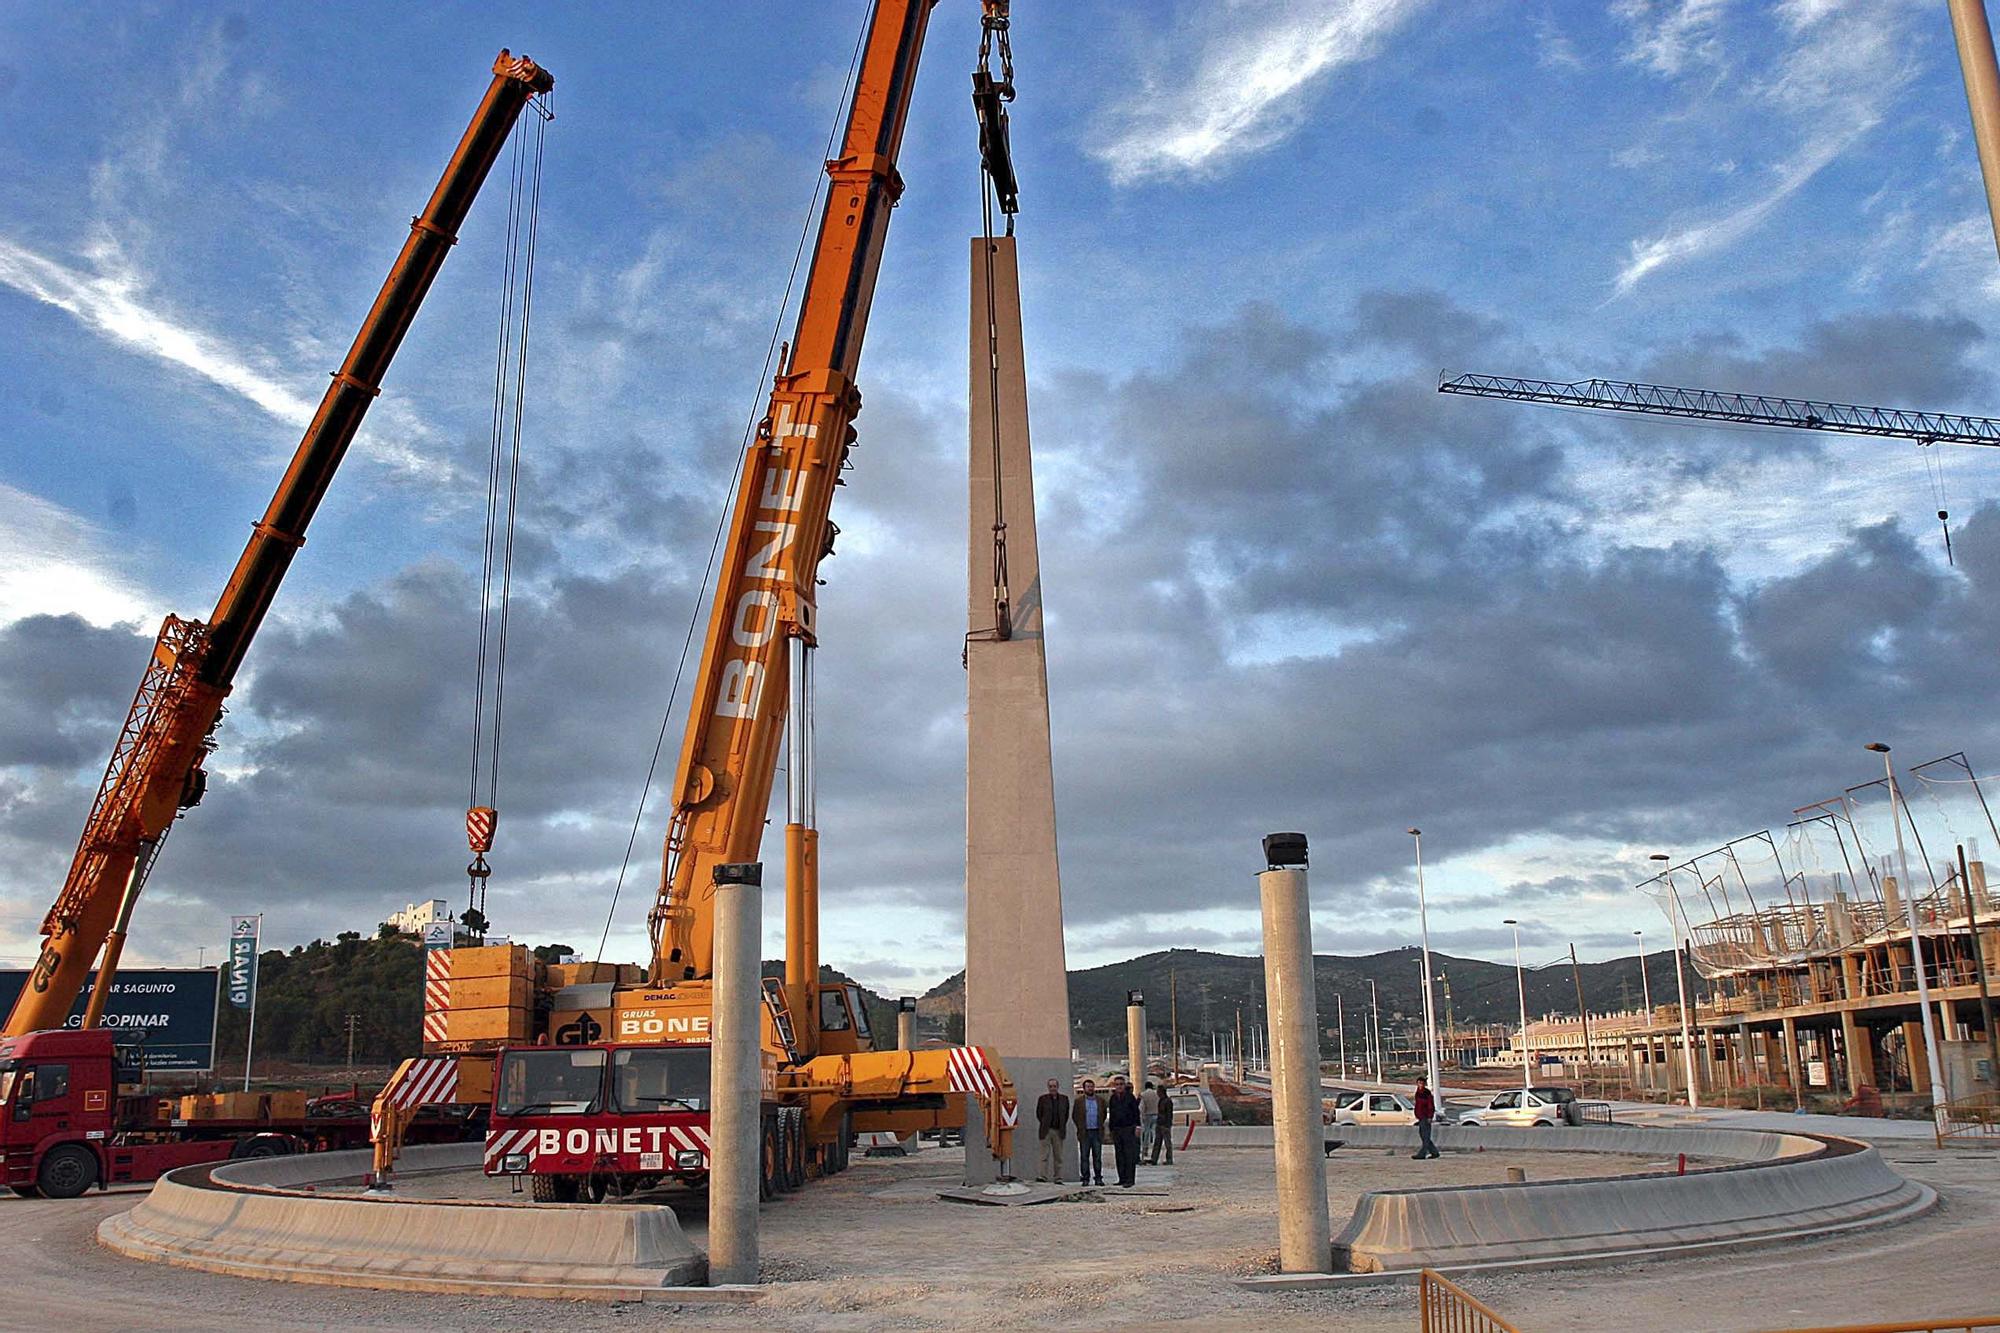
<box><xmin>1518</xmin><ymin>752</ymin><xmax>2000</xmax><ymax>1110</ymax></box>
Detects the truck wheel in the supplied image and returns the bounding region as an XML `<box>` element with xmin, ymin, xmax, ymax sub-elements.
<box><xmin>37</xmin><ymin>1146</ymin><xmax>98</xmax><ymax>1200</ymax></box>
<box><xmin>530</xmin><ymin>1173</ymin><xmax>579</xmax><ymax>1203</ymax></box>
<box><xmin>782</xmin><ymin>1108</ymin><xmax>806</xmax><ymax>1190</ymax></box>
<box><xmin>759</xmin><ymin>1115</ymin><xmax>779</xmax><ymax>1201</ymax></box>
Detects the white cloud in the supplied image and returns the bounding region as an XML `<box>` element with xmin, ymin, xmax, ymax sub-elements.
<box><xmin>1614</xmin><ymin>0</ymin><xmax>1731</xmax><ymax>77</ymax></box>
<box><xmin>1612</xmin><ymin>122</ymin><xmax>1871</xmax><ymax>295</ymax></box>
<box><xmin>1610</xmin><ymin>0</ymin><xmax>1915</xmax><ymax>295</ymax></box>
<box><xmin>0</xmin><ymin>232</ymin><xmax>448</xmax><ymax>480</ymax></box>
<box><xmin>0</xmin><ymin>484</ymin><xmax>149</xmax><ymax>628</ymax></box>
<box><xmin>1091</xmin><ymin>0</ymin><xmax>1430</xmax><ymax>186</ymax></box>
<box><xmin>0</xmin><ymin>233</ymin><xmax>317</xmax><ymax>426</ymax></box>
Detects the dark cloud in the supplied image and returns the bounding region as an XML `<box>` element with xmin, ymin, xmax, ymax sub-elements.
<box><xmin>5</xmin><ymin>291</ymin><xmax>2000</xmax><ymax>993</ymax></box>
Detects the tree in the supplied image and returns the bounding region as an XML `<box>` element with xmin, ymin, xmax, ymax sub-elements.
<box><xmin>460</xmin><ymin>908</ymin><xmax>489</xmax><ymax>940</ymax></box>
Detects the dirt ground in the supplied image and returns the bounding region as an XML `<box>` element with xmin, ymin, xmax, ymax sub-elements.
<box><xmin>8</xmin><ymin>1138</ymin><xmax>1997</xmax><ymax>1331</ymax></box>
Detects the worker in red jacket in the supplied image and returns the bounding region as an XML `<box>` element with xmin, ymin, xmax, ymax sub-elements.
<box><xmin>1412</xmin><ymin>1075</ymin><xmax>1440</xmax><ymax>1160</ymax></box>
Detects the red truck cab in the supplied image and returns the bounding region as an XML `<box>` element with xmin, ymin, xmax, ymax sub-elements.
<box><xmin>0</xmin><ymin>1028</ymin><xmax>234</xmax><ymax>1197</ymax></box>
<box><xmin>484</xmin><ymin>1042</ymin><xmax>727</xmax><ymax>1202</ymax></box>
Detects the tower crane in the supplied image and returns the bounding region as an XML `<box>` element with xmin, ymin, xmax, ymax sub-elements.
<box><xmin>1438</xmin><ymin>372</ymin><xmax>2000</xmax><ymax>562</ymax></box>
<box><xmin>1</xmin><ymin>53</ymin><xmax>554</xmax><ymax>1042</ymax></box>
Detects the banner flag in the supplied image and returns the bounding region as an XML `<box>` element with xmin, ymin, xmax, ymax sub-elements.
<box><xmin>227</xmin><ymin>915</ymin><xmax>259</xmax><ymax>1010</ymax></box>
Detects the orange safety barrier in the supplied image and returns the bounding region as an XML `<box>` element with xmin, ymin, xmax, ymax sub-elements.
<box><xmin>1936</xmin><ymin>1091</ymin><xmax>2000</xmax><ymax>1148</ymax></box>
<box><xmin>1418</xmin><ymin>1269</ymin><xmax>1520</xmax><ymax>1333</ymax></box>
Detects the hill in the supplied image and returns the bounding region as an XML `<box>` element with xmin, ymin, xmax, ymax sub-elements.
<box><xmin>210</xmin><ymin>930</ymin><xmax>1698</xmax><ymax>1072</ymax></box>
<box><xmin>923</xmin><ymin>946</ymin><xmax>1704</xmax><ymax>1052</ymax></box>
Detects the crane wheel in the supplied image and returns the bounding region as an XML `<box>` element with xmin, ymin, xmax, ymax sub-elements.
<box><xmin>759</xmin><ymin>1114</ymin><xmax>779</xmax><ymax>1201</ymax></box>
<box><xmin>530</xmin><ymin>1172</ymin><xmax>579</xmax><ymax>1203</ymax></box>
<box><xmin>37</xmin><ymin>1145</ymin><xmax>98</xmax><ymax>1200</ymax></box>
<box><xmin>781</xmin><ymin>1108</ymin><xmax>806</xmax><ymax>1190</ymax></box>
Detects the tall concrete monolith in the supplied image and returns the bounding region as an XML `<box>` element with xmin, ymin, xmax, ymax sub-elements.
<box><xmin>897</xmin><ymin>998</ymin><xmax>917</xmax><ymax>1052</ymax></box>
<box><xmin>708</xmin><ymin>864</ymin><xmax>762</xmax><ymax>1286</ymax></box>
<box><xmin>964</xmin><ymin>233</ymin><xmax>1071</xmax><ymax>1180</ymax></box>
<box><xmin>1259</xmin><ymin>855</ymin><xmax>1331</xmax><ymax>1273</ymax></box>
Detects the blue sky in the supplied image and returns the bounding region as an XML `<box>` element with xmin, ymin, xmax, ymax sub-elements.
<box><xmin>3</xmin><ymin>0</ymin><xmax>1999</xmax><ymax>996</ymax></box>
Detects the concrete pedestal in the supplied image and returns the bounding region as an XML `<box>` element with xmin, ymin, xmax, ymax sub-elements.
<box><xmin>964</xmin><ymin>234</ymin><xmax>1070</xmax><ymax>1181</ymax></box>
<box><xmin>708</xmin><ymin>870</ymin><xmax>762</xmax><ymax>1287</ymax></box>
<box><xmin>1259</xmin><ymin>865</ymin><xmax>1331</xmax><ymax>1274</ymax></box>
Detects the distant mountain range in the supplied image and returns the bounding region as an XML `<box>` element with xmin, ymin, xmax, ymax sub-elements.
<box><xmin>915</xmin><ymin>947</ymin><xmax>1705</xmax><ymax>1052</ymax></box>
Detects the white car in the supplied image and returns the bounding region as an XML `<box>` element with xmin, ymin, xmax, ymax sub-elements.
<box><xmin>1458</xmin><ymin>1088</ymin><xmax>1566</xmax><ymax>1127</ymax></box>
<box><xmin>1332</xmin><ymin>1091</ymin><xmax>1417</xmax><ymax>1126</ymax></box>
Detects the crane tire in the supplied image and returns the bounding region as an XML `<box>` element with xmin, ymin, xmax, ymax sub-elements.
<box><xmin>37</xmin><ymin>1145</ymin><xmax>98</xmax><ymax>1199</ymax></box>
<box><xmin>758</xmin><ymin>1114</ymin><xmax>779</xmax><ymax>1201</ymax></box>
<box><xmin>530</xmin><ymin>1172</ymin><xmax>579</xmax><ymax>1203</ymax></box>
<box><xmin>782</xmin><ymin>1108</ymin><xmax>806</xmax><ymax>1190</ymax></box>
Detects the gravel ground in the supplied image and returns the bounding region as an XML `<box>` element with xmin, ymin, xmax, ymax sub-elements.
<box><xmin>6</xmin><ymin>1139</ymin><xmax>1994</xmax><ymax>1330</ymax></box>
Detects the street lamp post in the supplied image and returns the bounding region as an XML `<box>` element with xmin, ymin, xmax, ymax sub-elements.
<box><xmin>1869</xmin><ymin>742</ymin><xmax>1949</xmax><ymax>1128</ymax></box>
<box><xmin>1635</xmin><ymin>928</ymin><xmax>1653</xmax><ymax>1090</ymax></box>
<box><xmin>1368</xmin><ymin>980</ymin><xmax>1382</xmax><ymax>1083</ymax></box>
<box><xmin>1336</xmin><ymin>992</ymin><xmax>1346</xmax><ymax>1078</ymax></box>
<box><xmin>1652</xmin><ymin>853</ymin><xmax>1701</xmax><ymax>1110</ymax></box>
<box><xmin>1410</xmin><ymin>828</ymin><xmax>1442</xmax><ymax>1095</ymax></box>
<box><xmin>1505</xmin><ymin>918</ymin><xmax>1530</xmax><ymax>1092</ymax></box>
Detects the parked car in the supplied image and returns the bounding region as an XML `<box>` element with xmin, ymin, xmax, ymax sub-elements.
<box><xmin>1166</xmin><ymin>1086</ymin><xmax>1223</xmax><ymax>1126</ymax></box>
<box><xmin>1333</xmin><ymin>1091</ymin><xmax>1418</xmax><ymax>1126</ymax></box>
<box><xmin>1458</xmin><ymin>1087</ymin><xmax>1579</xmax><ymax>1127</ymax></box>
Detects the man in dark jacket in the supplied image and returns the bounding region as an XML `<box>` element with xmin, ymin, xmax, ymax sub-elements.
<box><xmin>1412</xmin><ymin>1075</ymin><xmax>1440</xmax><ymax>1159</ymax></box>
<box><xmin>1072</xmin><ymin>1079</ymin><xmax>1106</xmax><ymax>1185</ymax></box>
<box><xmin>1034</xmin><ymin>1078</ymin><xmax>1068</xmax><ymax>1182</ymax></box>
<box><xmin>1147</xmin><ymin>1080</ymin><xmax>1175</xmax><ymax>1164</ymax></box>
<box><xmin>1107</xmin><ymin>1074</ymin><xmax>1144</xmax><ymax>1187</ymax></box>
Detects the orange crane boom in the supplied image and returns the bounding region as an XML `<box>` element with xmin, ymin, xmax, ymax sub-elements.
<box><xmin>651</xmin><ymin>0</ymin><xmax>941</xmax><ymax>1024</ymax></box>
<box><xmin>4</xmin><ymin>51</ymin><xmax>554</xmax><ymax>1039</ymax></box>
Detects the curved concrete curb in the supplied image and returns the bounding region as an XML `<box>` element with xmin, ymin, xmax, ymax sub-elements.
<box><xmin>1330</xmin><ymin>1135</ymin><xmax>1931</xmax><ymax>1272</ymax></box>
<box><xmin>98</xmin><ymin>1145</ymin><xmax>713</xmax><ymax>1299</ymax></box>
<box><xmin>1189</xmin><ymin>1121</ymin><xmax>1822</xmax><ymax>1161</ymax></box>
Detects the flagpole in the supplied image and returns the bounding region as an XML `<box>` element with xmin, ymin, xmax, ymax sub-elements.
<box><xmin>242</xmin><ymin>914</ymin><xmax>261</xmax><ymax>1092</ymax></box>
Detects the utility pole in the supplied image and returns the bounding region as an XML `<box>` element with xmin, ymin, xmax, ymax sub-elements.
<box><xmin>1169</xmin><ymin>969</ymin><xmax>1179</xmax><ymax>1078</ymax></box>
<box><xmin>1368</xmin><ymin>979</ymin><xmax>1382</xmax><ymax>1083</ymax></box>
<box><xmin>1960</xmin><ymin>844</ymin><xmax>2000</xmax><ymax>1087</ymax></box>
<box><xmin>345</xmin><ymin>1012</ymin><xmax>360</xmax><ymax>1069</ymax></box>
<box><xmin>1568</xmin><ymin>944</ymin><xmax>1595</xmax><ymax>1097</ymax></box>
<box><xmin>1948</xmin><ymin>0</ymin><xmax>2000</xmax><ymax>263</ymax></box>
<box><xmin>1871</xmin><ymin>744</ymin><xmax>1948</xmax><ymax>1124</ymax></box>
<box><xmin>1336</xmin><ymin>984</ymin><xmax>1352</xmax><ymax>1080</ymax></box>
<box><xmin>1235</xmin><ymin>1006</ymin><xmax>1245</xmax><ymax>1084</ymax></box>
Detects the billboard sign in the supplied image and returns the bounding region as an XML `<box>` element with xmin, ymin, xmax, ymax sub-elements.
<box><xmin>0</xmin><ymin>968</ymin><xmax>220</xmax><ymax>1071</ymax></box>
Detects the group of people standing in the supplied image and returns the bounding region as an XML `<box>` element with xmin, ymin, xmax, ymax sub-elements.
<box><xmin>1033</xmin><ymin>1075</ymin><xmax>1176</xmax><ymax>1188</ymax></box>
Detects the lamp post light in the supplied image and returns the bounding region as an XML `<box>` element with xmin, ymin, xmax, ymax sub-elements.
<box><xmin>1868</xmin><ymin>742</ymin><xmax>1949</xmax><ymax>1128</ymax></box>
<box><xmin>1335</xmin><ymin>992</ymin><xmax>1346</xmax><ymax>1078</ymax></box>
<box><xmin>1634</xmin><ymin>928</ymin><xmax>1654</xmax><ymax>1090</ymax></box>
<box><xmin>1652</xmin><ymin>853</ymin><xmax>1701</xmax><ymax>1109</ymax></box>
<box><xmin>1368</xmin><ymin>980</ymin><xmax>1382</xmax><ymax>1084</ymax></box>
<box><xmin>1504</xmin><ymin>918</ymin><xmax>1530</xmax><ymax>1092</ymax></box>
<box><xmin>1409</xmin><ymin>828</ymin><xmax>1442</xmax><ymax>1095</ymax></box>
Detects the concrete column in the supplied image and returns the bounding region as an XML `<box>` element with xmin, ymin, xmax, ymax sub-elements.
<box><xmin>708</xmin><ymin>864</ymin><xmax>762</xmax><ymax>1287</ymax></box>
<box><xmin>964</xmin><ymin>233</ymin><xmax>1072</xmax><ymax>1172</ymax></box>
<box><xmin>1126</xmin><ymin>993</ymin><xmax>1147</xmax><ymax>1093</ymax></box>
<box><xmin>896</xmin><ymin>998</ymin><xmax>916</xmax><ymax>1051</ymax></box>
<box><xmin>1781</xmin><ymin>1017</ymin><xmax>1803</xmax><ymax>1107</ymax></box>
<box><xmin>1841</xmin><ymin>1011</ymin><xmax>1876</xmax><ymax>1092</ymax></box>
<box><xmin>1258</xmin><ymin>856</ymin><xmax>1330</xmax><ymax>1274</ymax></box>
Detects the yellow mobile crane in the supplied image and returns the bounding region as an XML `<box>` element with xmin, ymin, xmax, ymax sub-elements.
<box><xmin>376</xmin><ymin>0</ymin><xmax>1022</xmax><ymax>1200</ymax></box>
